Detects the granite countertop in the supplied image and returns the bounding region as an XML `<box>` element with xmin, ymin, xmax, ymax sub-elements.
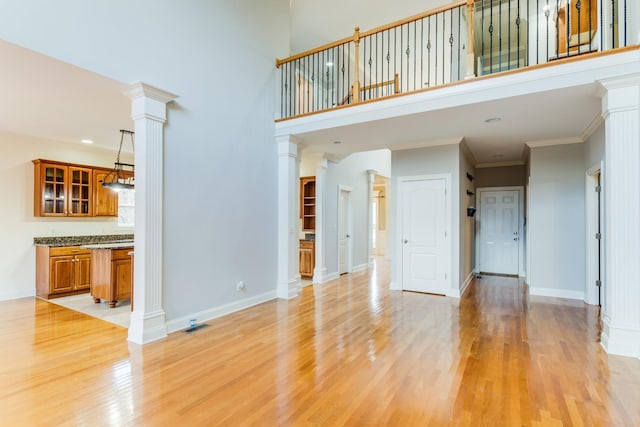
<box><xmin>81</xmin><ymin>242</ymin><xmax>135</xmax><ymax>250</ymax></box>
<box><xmin>33</xmin><ymin>234</ymin><xmax>134</xmax><ymax>247</ymax></box>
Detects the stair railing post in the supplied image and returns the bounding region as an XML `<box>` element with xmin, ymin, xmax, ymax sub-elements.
<box><xmin>353</xmin><ymin>27</ymin><xmax>361</xmax><ymax>103</ymax></box>
<box><xmin>466</xmin><ymin>0</ymin><xmax>476</xmax><ymax>79</ymax></box>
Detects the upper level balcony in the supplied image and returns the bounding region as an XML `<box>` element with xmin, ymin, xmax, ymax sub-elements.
<box><xmin>276</xmin><ymin>0</ymin><xmax>638</xmax><ymax>122</ymax></box>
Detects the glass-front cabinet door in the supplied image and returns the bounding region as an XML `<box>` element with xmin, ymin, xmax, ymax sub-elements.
<box><xmin>34</xmin><ymin>160</ymin><xmax>93</xmax><ymax>217</ymax></box>
<box><xmin>42</xmin><ymin>164</ymin><xmax>68</xmax><ymax>216</ymax></box>
<box><xmin>68</xmin><ymin>167</ymin><xmax>93</xmax><ymax>216</ymax></box>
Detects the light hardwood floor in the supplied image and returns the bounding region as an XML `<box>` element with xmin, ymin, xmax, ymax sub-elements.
<box><xmin>1</xmin><ymin>260</ymin><xmax>639</xmax><ymax>426</ymax></box>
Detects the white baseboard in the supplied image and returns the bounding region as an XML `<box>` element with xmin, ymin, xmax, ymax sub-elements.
<box><xmin>351</xmin><ymin>263</ymin><xmax>369</xmax><ymax>274</ymax></box>
<box><xmin>389</xmin><ymin>281</ymin><xmax>401</xmax><ymax>291</ymax></box>
<box><xmin>166</xmin><ymin>290</ymin><xmax>277</xmax><ymax>334</ymax></box>
<box><xmin>460</xmin><ymin>272</ymin><xmax>475</xmax><ymax>297</ymax></box>
<box><xmin>601</xmin><ymin>316</ymin><xmax>640</xmax><ymax>358</ymax></box>
<box><xmin>529</xmin><ymin>287</ymin><xmax>585</xmax><ymax>301</ymax></box>
<box><xmin>325</xmin><ymin>272</ymin><xmax>340</xmax><ymax>282</ymax></box>
<box><xmin>0</xmin><ymin>289</ymin><xmax>35</xmax><ymax>301</ymax></box>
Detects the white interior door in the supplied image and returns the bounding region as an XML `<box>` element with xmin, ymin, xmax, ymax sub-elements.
<box><xmin>401</xmin><ymin>178</ymin><xmax>447</xmax><ymax>294</ymax></box>
<box><xmin>479</xmin><ymin>190</ymin><xmax>519</xmax><ymax>275</ymax></box>
<box><xmin>338</xmin><ymin>188</ymin><xmax>351</xmax><ymax>274</ymax></box>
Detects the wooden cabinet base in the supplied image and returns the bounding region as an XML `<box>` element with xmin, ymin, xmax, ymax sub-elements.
<box><xmin>300</xmin><ymin>240</ymin><xmax>315</xmax><ymax>279</ymax></box>
<box><xmin>36</xmin><ymin>246</ymin><xmax>92</xmax><ymax>299</ymax></box>
<box><xmin>90</xmin><ymin>248</ymin><xmax>133</xmax><ymax>308</ymax></box>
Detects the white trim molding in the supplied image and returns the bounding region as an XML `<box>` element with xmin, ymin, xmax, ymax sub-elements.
<box><xmin>526</xmin><ymin>137</ymin><xmax>583</xmax><ymax>148</ymax></box>
<box><xmin>529</xmin><ymin>287</ymin><xmax>585</xmax><ymax>301</ymax></box>
<box><xmin>166</xmin><ymin>291</ymin><xmax>277</xmax><ymax>334</ymax></box>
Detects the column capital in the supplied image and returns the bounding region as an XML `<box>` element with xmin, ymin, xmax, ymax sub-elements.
<box><xmin>277</xmin><ymin>135</ymin><xmax>300</xmax><ymax>158</ymax></box>
<box><xmin>597</xmin><ymin>74</ymin><xmax>640</xmax><ymax>117</ymax></box>
<box><xmin>126</xmin><ymin>81</ymin><xmax>179</xmax><ymax>122</ymax></box>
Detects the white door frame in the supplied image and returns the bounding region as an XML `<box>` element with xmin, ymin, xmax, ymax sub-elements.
<box><xmin>338</xmin><ymin>185</ymin><xmax>353</xmax><ymax>274</ymax></box>
<box><xmin>585</xmin><ymin>162</ymin><xmax>605</xmax><ymax>306</ymax></box>
<box><xmin>396</xmin><ymin>174</ymin><xmax>451</xmax><ymax>291</ymax></box>
<box><xmin>475</xmin><ymin>186</ymin><xmax>525</xmax><ymax>277</ymax></box>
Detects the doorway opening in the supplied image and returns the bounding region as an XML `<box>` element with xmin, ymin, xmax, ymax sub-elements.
<box><xmin>476</xmin><ymin>186</ymin><xmax>525</xmax><ymax>277</ymax></box>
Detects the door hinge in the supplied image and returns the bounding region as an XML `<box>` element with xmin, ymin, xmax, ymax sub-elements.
<box><xmin>445</xmin><ymin>273</ymin><xmax>447</xmax><ymax>280</ymax></box>
<box><xmin>595</xmin><ymin>185</ymin><xmax>601</xmax><ymax>193</ymax></box>
<box><xmin>596</xmin><ymin>280</ymin><xmax>602</xmax><ymax>288</ymax></box>
<box><xmin>596</xmin><ymin>233</ymin><xmax>602</xmax><ymax>240</ymax></box>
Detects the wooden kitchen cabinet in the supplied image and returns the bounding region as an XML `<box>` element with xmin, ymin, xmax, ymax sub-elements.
<box><xmin>34</xmin><ymin>159</ymin><xmax>133</xmax><ymax>218</ymax></box>
<box><xmin>300</xmin><ymin>176</ymin><xmax>316</xmax><ymax>231</ymax></box>
<box><xmin>93</xmin><ymin>168</ymin><xmax>118</xmax><ymax>216</ymax></box>
<box><xmin>299</xmin><ymin>240</ymin><xmax>315</xmax><ymax>279</ymax></box>
<box><xmin>91</xmin><ymin>248</ymin><xmax>133</xmax><ymax>308</ymax></box>
<box><xmin>36</xmin><ymin>246</ymin><xmax>92</xmax><ymax>299</ymax></box>
<box><xmin>33</xmin><ymin>160</ymin><xmax>93</xmax><ymax>217</ymax></box>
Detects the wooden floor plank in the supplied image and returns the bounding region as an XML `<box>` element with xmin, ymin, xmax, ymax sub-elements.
<box><xmin>1</xmin><ymin>260</ymin><xmax>639</xmax><ymax>426</ymax></box>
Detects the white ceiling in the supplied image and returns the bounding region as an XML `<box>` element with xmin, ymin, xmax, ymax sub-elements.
<box><xmin>0</xmin><ymin>40</ymin><xmax>133</xmax><ymax>153</ymax></box>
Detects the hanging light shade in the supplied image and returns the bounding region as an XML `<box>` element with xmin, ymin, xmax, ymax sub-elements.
<box><xmin>103</xmin><ymin>129</ymin><xmax>135</xmax><ymax>191</ymax></box>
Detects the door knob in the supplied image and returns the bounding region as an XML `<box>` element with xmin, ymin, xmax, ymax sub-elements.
<box><xmin>346</xmin><ymin>234</ymin><xmax>350</xmax><ymax>238</ymax></box>
<box><xmin>403</xmin><ymin>239</ymin><xmax>408</xmax><ymax>244</ymax></box>
<box><xmin>513</xmin><ymin>237</ymin><xmax>519</xmax><ymax>241</ymax></box>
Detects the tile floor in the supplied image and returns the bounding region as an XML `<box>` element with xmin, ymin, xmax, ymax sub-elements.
<box><xmin>46</xmin><ymin>293</ymin><xmax>130</xmax><ymax>328</ymax></box>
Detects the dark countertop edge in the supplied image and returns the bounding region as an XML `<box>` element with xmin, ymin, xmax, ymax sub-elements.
<box><xmin>33</xmin><ymin>234</ymin><xmax>134</xmax><ymax>247</ymax></box>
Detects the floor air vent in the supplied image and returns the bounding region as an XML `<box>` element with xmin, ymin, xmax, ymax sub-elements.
<box><xmin>183</xmin><ymin>324</ymin><xmax>210</xmax><ymax>334</ymax></box>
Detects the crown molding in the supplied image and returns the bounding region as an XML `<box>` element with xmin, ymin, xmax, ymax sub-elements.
<box><xmin>526</xmin><ymin>137</ymin><xmax>583</xmax><ymax>148</ymax></box>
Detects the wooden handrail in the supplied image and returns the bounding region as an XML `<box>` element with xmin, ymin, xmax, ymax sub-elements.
<box><xmin>339</xmin><ymin>74</ymin><xmax>400</xmax><ymax>105</ymax></box>
<box><xmin>276</xmin><ymin>34</ymin><xmax>354</xmax><ymax>68</ymax></box>
<box><xmin>276</xmin><ymin>0</ymin><xmax>468</xmax><ymax>68</ymax></box>
<box><xmin>359</xmin><ymin>0</ymin><xmax>467</xmax><ymax>38</ymax></box>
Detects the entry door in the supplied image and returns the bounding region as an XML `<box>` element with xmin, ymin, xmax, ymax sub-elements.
<box><xmin>338</xmin><ymin>188</ymin><xmax>351</xmax><ymax>274</ymax></box>
<box><xmin>401</xmin><ymin>178</ymin><xmax>447</xmax><ymax>294</ymax></box>
<box><xmin>479</xmin><ymin>190</ymin><xmax>519</xmax><ymax>275</ymax></box>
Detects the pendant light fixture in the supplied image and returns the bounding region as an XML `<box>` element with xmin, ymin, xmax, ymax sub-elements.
<box><xmin>102</xmin><ymin>129</ymin><xmax>135</xmax><ymax>191</ymax></box>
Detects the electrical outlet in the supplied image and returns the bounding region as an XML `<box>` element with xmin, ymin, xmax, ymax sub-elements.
<box><xmin>236</xmin><ymin>281</ymin><xmax>245</xmax><ymax>292</ymax></box>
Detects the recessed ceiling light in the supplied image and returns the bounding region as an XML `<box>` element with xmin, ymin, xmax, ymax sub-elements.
<box><xmin>81</xmin><ymin>139</ymin><xmax>94</xmax><ymax>144</ymax></box>
<box><xmin>326</xmin><ymin>61</ymin><xmax>334</xmax><ymax>67</ymax></box>
<box><xmin>484</xmin><ymin>117</ymin><xmax>502</xmax><ymax>123</ymax></box>
<box><xmin>333</xmin><ymin>140</ymin><xmax>341</xmax><ymax>144</ymax></box>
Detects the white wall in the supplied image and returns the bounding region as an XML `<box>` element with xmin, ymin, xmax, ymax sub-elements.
<box><xmin>289</xmin><ymin>0</ymin><xmax>448</xmax><ymax>53</ymax></box>
<box><xmin>0</xmin><ymin>132</ymin><xmax>131</xmax><ymax>300</ymax></box>
<box><xmin>475</xmin><ymin>165</ymin><xmax>526</xmax><ymax>188</ymax></box>
<box><xmin>585</xmin><ymin>124</ymin><xmax>605</xmax><ymax>168</ymax></box>
<box><xmin>0</xmin><ymin>1</ymin><xmax>290</xmax><ymax>321</ymax></box>
<box><xmin>323</xmin><ymin>149</ymin><xmax>390</xmax><ymax>275</ymax></box>
<box><xmin>529</xmin><ymin>143</ymin><xmax>586</xmax><ymax>299</ymax></box>
<box><xmin>391</xmin><ymin>143</ymin><xmax>461</xmax><ymax>295</ymax></box>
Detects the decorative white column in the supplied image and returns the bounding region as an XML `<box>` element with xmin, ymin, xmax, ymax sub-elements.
<box><xmin>277</xmin><ymin>135</ymin><xmax>301</xmax><ymax>299</ymax></box>
<box><xmin>126</xmin><ymin>82</ymin><xmax>178</xmax><ymax>345</ymax></box>
<box><xmin>313</xmin><ymin>159</ymin><xmax>328</xmax><ymax>284</ymax></box>
<box><xmin>599</xmin><ymin>75</ymin><xmax>640</xmax><ymax>358</ymax></box>
<box><xmin>367</xmin><ymin>169</ymin><xmax>379</xmax><ymax>267</ymax></box>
